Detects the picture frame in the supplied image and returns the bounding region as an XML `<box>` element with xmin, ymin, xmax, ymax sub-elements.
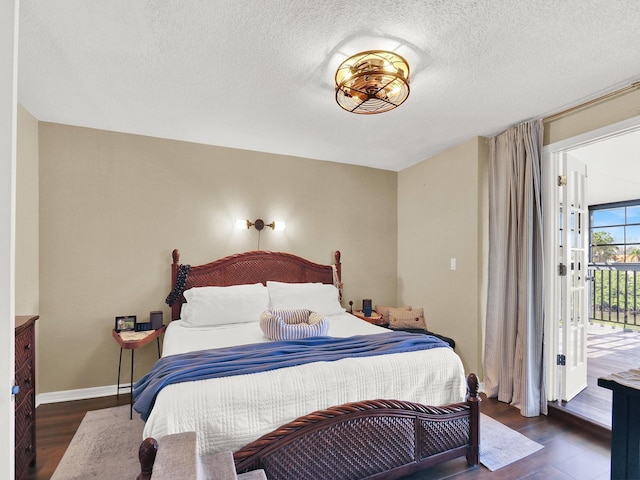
<box><xmin>115</xmin><ymin>315</ymin><xmax>136</xmax><ymax>332</ymax></box>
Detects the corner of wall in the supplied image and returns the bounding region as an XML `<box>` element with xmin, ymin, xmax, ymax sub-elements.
<box><xmin>475</xmin><ymin>136</ymin><xmax>490</xmax><ymax>382</ymax></box>
<box><xmin>15</xmin><ymin>103</ymin><xmax>39</xmax><ymax>316</ymax></box>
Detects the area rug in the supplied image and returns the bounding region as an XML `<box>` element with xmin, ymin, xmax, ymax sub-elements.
<box><xmin>51</xmin><ymin>405</ymin><xmax>144</xmax><ymax>479</ymax></box>
<box><xmin>52</xmin><ymin>406</ymin><xmax>543</xmax><ymax>478</ymax></box>
<box><xmin>480</xmin><ymin>413</ymin><xmax>544</xmax><ymax>471</ymax></box>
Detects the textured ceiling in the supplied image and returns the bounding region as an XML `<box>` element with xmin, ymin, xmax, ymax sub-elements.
<box><xmin>17</xmin><ymin>1</ymin><xmax>640</xmax><ymax>171</ymax></box>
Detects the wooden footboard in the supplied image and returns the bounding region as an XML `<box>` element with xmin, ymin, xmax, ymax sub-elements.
<box><xmin>137</xmin><ymin>377</ymin><xmax>479</xmax><ymax>480</ymax></box>
<box><xmin>233</xmin><ymin>373</ymin><xmax>480</xmax><ymax>480</ymax></box>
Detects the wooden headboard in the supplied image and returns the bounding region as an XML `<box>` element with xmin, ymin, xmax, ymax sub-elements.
<box><xmin>166</xmin><ymin>249</ymin><xmax>342</xmax><ymax>321</ymax></box>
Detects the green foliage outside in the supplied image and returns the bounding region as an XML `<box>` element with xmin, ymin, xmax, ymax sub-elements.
<box><xmin>591</xmin><ymin>231</ymin><xmax>619</xmax><ymax>262</ymax></box>
<box><xmin>591</xmin><ymin>231</ymin><xmax>640</xmax><ymax>327</ymax></box>
<box><xmin>592</xmin><ymin>270</ymin><xmax>640</xmax><ymax>312</ymax></box>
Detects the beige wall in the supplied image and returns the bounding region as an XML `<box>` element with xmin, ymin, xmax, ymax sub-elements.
<box><xmin>37</xmin><ymin>123</ymin><xmax>398</xmax><ymax>393</ymax></box>
<box><xmin>25</xmin><ymin>84</ymin><xmax>640</xmax><ymax>396</ymax></box>
<box><xmin>16</xmin><ymin>104</ymin><xmax>39</xmax><ymax>316</ymax></box>
<box><xmin>397</xmin><ymin>137</ymin><xmax>489</xmax><ymax>377</ymax></box>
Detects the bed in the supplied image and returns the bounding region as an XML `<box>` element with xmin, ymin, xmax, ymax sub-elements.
<box><xmin>135</xmin><ymin>249</ymin><xmax>480</xmax><ymax>479</ymax></box>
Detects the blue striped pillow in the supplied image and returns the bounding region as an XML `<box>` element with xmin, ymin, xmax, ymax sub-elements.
<box><xmin>260</xmin><ymin>309</ymin><xmax>329</xmax><ymax>341</ymax></box>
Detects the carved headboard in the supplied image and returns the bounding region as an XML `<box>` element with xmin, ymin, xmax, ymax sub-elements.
<box><xmin>166</xmin><ymin>249</ymin><xmax>342</xmax><ymax>320</ymax></box>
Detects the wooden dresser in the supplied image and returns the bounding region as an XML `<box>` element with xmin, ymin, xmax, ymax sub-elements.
<box><xmin>15</xmin><ymin>315</ymin><xmax>38</xmax><ymax>480</ymax></box>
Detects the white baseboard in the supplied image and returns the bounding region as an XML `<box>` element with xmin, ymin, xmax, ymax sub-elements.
<box><xmin>36</xmin><ymin>384</ymin><xmax>124</xmax><ymax>407</ymax></box>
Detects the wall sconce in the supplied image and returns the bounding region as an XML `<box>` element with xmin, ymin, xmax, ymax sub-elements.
<box><xmin>235</xmin><ymin>219</ymin><xmax>286</xmax><ymax>231</ymax></box>
<box><xmin>236</xmin><ymin>218</ymin><xmax>286</xmax><ymax>249</ymax></box>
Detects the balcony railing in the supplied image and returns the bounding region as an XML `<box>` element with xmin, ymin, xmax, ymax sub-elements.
<box><xmin>589</xmin><ymin>264</ymin><xmax>640</xmax><ymax>330</ymax></box>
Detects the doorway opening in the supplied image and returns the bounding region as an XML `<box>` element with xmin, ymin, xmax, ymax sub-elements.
<box><xmin>543</xmin><ymin>115</ymin><xmax>640</xmax><ymax>428</ymax></box>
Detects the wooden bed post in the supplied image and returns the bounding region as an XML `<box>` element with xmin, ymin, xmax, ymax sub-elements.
<box><xmin>465</xmin><ymin>373</ymin><xmax>481</xmax><ymax>465</ymax></box>
<box><xmin>136</xmin><ymin>437</ymin><xmax>158</xmax><ymax>480</ymax></box>
<box><xmin>171</xmin><ymin>249</ymin><xmax>180</xmax><ymax>291</ymax></box>
<box><xmin>170</xmin><ymin>249</ymin><xmax>181</xmax><ymax>320</ymax></box>
<box><xmin>334</xmin><ymin>250</ymin><xmax>343</xmax><ymax>300</ymax></box>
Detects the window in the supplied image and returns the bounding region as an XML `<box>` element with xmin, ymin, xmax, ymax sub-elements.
<box><xmin>590</xmin><ymin>201</ymin><xmax>640</xmax><ymax>263</ymax></box>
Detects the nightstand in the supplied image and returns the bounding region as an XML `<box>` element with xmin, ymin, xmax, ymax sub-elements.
<box><xmin>351</xmin><ymin>310</ymin><xmax>388</xmax><ymax>326</ymax></box>
<box><xmin>112</xmin><ymin>325</ymin><xmax>166</xmax><ymax>419</ymax></box>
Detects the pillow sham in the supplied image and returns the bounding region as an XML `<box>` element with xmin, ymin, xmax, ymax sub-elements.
<box><xmin>375</xmin><ymin>304</ymin><xmax>412</xmax><ymax>322</ymax></box>
<box><xmin>266</xmin><ymin>281</ymin><xmax>344</xmax><ymax>316</ymax></box>
<box><xmin>388</xmin><ymin>307</ymin><xmax>427</xmax><ymax>331</ymax></box>
<box><xmin>260</xmin><ymin>309</ymin><xmax>329</xmax><ymax>341</ymax></box>
<box><xmin>181</xmin><ymin>283</ymin><xmax>269</xmax><ymax>327</ymax></box>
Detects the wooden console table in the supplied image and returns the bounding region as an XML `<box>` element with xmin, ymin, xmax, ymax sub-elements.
<box><xmin>598</xmin><ymin>369</ymin><xmax>640</xmax><ymax>480</ymax></box>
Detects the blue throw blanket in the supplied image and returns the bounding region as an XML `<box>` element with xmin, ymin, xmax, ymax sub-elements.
<box><xmin>133</xmin><ymin>331</ymin><xmax>448</xmax><ymax>420</ymax></box>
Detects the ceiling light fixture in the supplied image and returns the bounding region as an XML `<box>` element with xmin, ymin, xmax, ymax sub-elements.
<box><xmin>335</xmin><ymin>50</ymin><xmax>410</xmax><ymax>114</ymax></box>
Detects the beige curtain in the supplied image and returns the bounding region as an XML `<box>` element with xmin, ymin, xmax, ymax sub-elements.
<box><xmin>484</xmin><ymin>119</ymin><xmax>547</xmax><ymax>417</ymax></box>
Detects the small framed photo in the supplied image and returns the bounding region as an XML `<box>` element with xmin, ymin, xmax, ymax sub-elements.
<box><xmin>115</xmin><ymin>315</ymin><xmax>136</xmax><ymax>332</ymax></box>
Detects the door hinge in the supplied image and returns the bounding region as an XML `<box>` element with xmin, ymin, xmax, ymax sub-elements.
<box><xmin>558</xmin><ymin>263</ymin><xmax>567</xmax><ymax>276</ymax></box>
<box><xmin>557</xmin><ymin>354</ymin><xmax>566</xmax><ymax>366</ymax></box>
<box><xmin>558</xmin><ymin>175</ymin><xmax>567</xmax><ymax>186</ymax></box>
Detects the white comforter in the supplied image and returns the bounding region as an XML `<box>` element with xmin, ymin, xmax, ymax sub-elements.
<box><xmin>142</xmin><ymin>312</ymin><xmax>466</xmax><ymax>454</ymax></box>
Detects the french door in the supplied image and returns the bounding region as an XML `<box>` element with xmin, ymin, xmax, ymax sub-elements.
<box><xmin>559</xmin><ymin>155</ymin><xmax>589</xmax><ymax>401</ymax></box>
<box><xmin>543</xmin><ymin>151</ymin><xmax>589</xmax><ymax>402</ymax></box>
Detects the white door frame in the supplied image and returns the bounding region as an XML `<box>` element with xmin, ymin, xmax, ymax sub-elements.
<box><xmin>1</xmin><ymin>1</ymin><xmax>19</xmax><ymax>478</ymax></box>
<box><xmin>543</xmin><ymin>114</ymin><xmax>640</xmax><ymax>401</ymax></box>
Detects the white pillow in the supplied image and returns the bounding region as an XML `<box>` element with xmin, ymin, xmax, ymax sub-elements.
<box><xmin>181</xmin><ymin>283</ymin><xmax>269</xmax><ymax>327</ymax></box>
<box><xmin>266</xmin><ymin>281</ymin><xmax>345</xmax><ymax>316</ymax></box>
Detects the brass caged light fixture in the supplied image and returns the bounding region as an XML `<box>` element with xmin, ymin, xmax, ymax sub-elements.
<box><xmin>335</xmin><ymin>50</ymin><xmax>410</xmax><ymax>114</ymax></box>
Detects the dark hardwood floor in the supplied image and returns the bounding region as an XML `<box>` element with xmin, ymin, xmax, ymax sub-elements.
<box><xmin>24</xmin><ymin>393</ymin><xmax>612</xmax><ymax>480</ymax></box>
<box><xmin>403</xmin><ymin>395</ymin><xmax>611</xmax><ymax>480</ymax></box>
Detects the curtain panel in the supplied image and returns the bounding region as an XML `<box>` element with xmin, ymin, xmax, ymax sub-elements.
<box><xmin>484</xmin><ymin>119</ymin><xmax>546</xmax><ymax>417</ymax></box>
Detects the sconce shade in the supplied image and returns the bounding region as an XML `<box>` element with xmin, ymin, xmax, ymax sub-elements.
<box><xmin>335</xmin><ymin>50</ymin><xmax>410</xmax><ymax>114</ymax></box>
<box><xmin>235</xmin><ymin>219</ymin><xmax>250</xmax><ymax>230</ymax></box>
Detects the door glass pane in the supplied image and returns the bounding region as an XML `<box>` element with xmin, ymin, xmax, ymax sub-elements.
<box><xmin>559</xmin><ymin>208</ymin><xmax>564</xmax><ymax>247</ymax></box>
